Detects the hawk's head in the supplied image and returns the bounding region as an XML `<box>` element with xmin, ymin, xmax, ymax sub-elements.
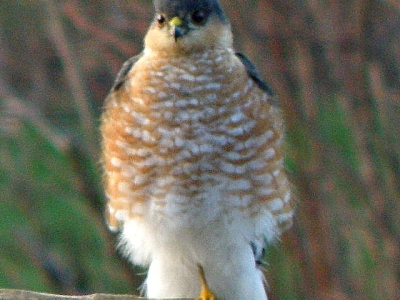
<box><xmin>145</xmin><ymin>0</ymin><xmax>233</xmax><ymax>54</ymax></box>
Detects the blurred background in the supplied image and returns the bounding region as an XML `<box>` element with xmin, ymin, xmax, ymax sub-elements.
<box><xmin>0</xmin><ymin>0</ymin><xmax>399</xmax><ymax>299</ymax></box>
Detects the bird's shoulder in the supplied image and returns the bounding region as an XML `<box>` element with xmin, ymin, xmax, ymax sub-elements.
<box><xmin>235</xmin><ymin>52</ymin><xmax>278</xmax><ymax>106</ymax></box>
<box><xmin>109</xmin><ymin>52</ymin><xmax>279</xmax><ymax>106</ymax></box>
<box><xmin>111</xmin><ymin>53</ymin><xmax>143</xmax><ymax>92</ymax></box>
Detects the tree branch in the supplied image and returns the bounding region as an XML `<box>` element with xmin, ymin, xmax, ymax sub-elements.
<box><xmin>0</xmin><ymin>289</ymin><xmax>192</xmax><ymax>300</ymax></box>
<box><xmin>40</xmin><ymin>0</ymin><xmax>98</xmax><ymax>160</ymax></box>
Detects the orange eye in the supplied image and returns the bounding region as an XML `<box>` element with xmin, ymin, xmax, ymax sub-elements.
<box><xmin>157</xmin><ymin>14</ymin><xmax>166</xmax><ymax>27</ymax></box>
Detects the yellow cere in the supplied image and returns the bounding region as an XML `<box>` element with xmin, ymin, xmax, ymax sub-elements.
<box><xmin>169</xmin><ymin>16</ymin><xmax>183</xmax><ymax>27</ymax></box>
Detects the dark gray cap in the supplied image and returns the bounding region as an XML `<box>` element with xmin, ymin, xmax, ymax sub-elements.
<box><xmin>153</xmin><ymin>0</ymin><xmax>228</xmax><ymax>23</ymax></box>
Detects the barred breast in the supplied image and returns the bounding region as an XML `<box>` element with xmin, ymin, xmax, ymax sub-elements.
<box><xmin>101</xmin><ymin>48</ymin><xmax>292</xmax><ymax>234</ymax></box>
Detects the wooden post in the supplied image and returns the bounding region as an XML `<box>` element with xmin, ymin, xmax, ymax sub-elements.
<box><xmin>0</xmin><ymin>289</ymin><xmax>192</xmax><ymax>300</ymax></box>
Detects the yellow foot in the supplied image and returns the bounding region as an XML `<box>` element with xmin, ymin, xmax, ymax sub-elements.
<box><xmin>196</xmin><ymin>264</ymin><xmax>217</xmax><ymax>300</ymax></box>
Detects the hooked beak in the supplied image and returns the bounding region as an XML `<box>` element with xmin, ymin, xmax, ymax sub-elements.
<box><xmin>169</xmin><ymin>16</ymin><xmax>187</xmax><ymax>41</ymax></box>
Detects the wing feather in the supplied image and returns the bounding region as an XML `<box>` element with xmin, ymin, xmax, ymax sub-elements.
<box><xmin>112</xmin><ymin>54</ymin><xmax>143</xmax><ymax>91</ymax></box>
<box><xmin>235</xmin><ymin>52</ymin><xmax>279</xmax><ymax>107</ymax></box>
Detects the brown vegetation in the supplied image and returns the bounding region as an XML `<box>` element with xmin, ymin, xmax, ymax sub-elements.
<box><xmin>0</xmin><ymin>1</ymin><xmax>399</xmax><ymax>299</ymax></box>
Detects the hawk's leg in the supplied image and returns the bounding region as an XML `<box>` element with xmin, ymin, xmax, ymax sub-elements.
<box><xmin>196</xmin><ymin>264</ymin><xmax>217</xmax><ymax>300</ymax></box>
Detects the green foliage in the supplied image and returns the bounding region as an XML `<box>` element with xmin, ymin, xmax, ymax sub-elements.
<box><xmin>317</xmin><ymin>99</ymin><xmax>358</xmax><ymax>171</ymax></box>
<box><xmin>0</xmin><ymin>0</ymin><xmax>399</xmax><ymax>299</ymax></box>
<box><xmin>0</xmin><ymin>118</ymin><xmax>136</xmax><ymax>295</ymax></box>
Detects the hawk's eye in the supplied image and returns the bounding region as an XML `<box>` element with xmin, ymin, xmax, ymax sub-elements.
<box><xmin>157</xmin><ymin>14</ymin><xmax>166</xmax><ymax>27</ymax></box>
<box><xmin>191</xmin><ymin>11</ymin><xmax>206</xmax><ymax>24</ymax></box>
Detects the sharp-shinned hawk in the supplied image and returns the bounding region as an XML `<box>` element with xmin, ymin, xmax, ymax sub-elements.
<box><xmin>101</xmin><ymin>0</ymin><xmax>293</xmax><ymax>299</ymax></box>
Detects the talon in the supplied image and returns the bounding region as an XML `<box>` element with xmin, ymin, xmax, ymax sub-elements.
<box><xmin>196</xmin><ymin>264</ymin><xmax>217</xmax><ymax>300</ymax></box>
